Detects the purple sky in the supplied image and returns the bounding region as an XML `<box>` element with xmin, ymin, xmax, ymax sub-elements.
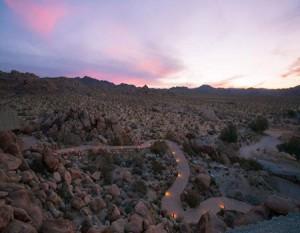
<box><xmin>1</xmin><ymin>0</ymin><xmax>300</xmax><ymax>88</ymax></box>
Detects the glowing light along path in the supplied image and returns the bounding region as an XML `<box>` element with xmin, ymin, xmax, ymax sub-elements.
<box><xmin>56</xmin><ymin>140</ymin><xmax>252</xmax><ymax>223</ymax></box>
<box><xmin>161</xmin><ymin>140</ymin><xmax>253</xmax><ymax>223</ymax></box>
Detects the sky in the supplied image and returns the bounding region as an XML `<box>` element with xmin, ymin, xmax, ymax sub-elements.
<box><xmin>0</xmin><ymin>0</ymin><xmax>300</xmax><ymax>88</ymax></box>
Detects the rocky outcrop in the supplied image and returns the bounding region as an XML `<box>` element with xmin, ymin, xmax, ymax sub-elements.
<box><xmin>40</xmin><ymin>219</ymin><xmax>75</xmax><ymax>233</ymax></box>
<box><xmin>198</xmin><ymin>212</ymin><xmax>226</xmax><ymax>233</ymax></box>
<box><xmin>264</xmin><ymin>195</ymin><xmax>299</xmax><ymax>215</ymax></box>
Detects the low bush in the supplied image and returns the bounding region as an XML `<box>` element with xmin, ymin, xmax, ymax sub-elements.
<box><xmin>95</xmin><ymin>153</ymin><xmax>114</xmax><ymax>185</ymax></box>
<box><xmin>230</xmin><ymin>157</ymin><xmax>262</xmax><ymax>171</ymax></box>
<box><xmin>151</xmin><ymin>160</ymin><xmax>165</xmax><ymax>173</ymax></box>
<box><xmin>183</xmin><ymin>142</ymin><xmax>197</xmax><ymax>156</ymax></box>
<box><xmin>184</xmin><ymin>190</ymin><xmax>200</xmax><ymax>208</ymax></box>
<box><xmin>150</xmin><ymin>141</ymin><xmax>168</xmax><ymax>155</ymax></box>
<box><xmin>277</xmin><ymin>137</ymin><xmax>300</xmax><ymax>160</ymax></box>
<box><xmin>249</xmin><ymin>116</ymin><xmax>269</xmax><ymax>133</ymax></box>
<box><xmin>132</xmin><ymin>180</ymin><xmax>147</xmax><ymax>196</ymax></box>
<box><xmin>220</xmin><ymin>123</ymin><xmax>238</xmax><ymax>143</ymax></box>
<box><xmin>287</xmin><ymin>109</ymin><xmax>297</xmax><ymax>118</ymax></box>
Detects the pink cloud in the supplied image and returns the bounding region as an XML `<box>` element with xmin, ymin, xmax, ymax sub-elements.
<box><xmin>210</xmin><ymin>75</ymin><xmax>244</xmax><ymax>88</ymax></box>
<box><xmin>5</xmin><ymin>0</ymin><xmax>67</xmax><ymax>37</ymax></box>
<box><xmin>282</xmin><ymin>58</ymin><xmax>300</xmax><ymax>78</ymax></box>
<box><xmin>136</xmin><ymin>58</ymin><xmax>178</xmax><ymax>77</ymax></box>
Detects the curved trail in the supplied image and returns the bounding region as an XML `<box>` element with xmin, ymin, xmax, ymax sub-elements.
<box><xmin>56</xmin><ymin>140</ymin><xmax>252</xmax><ymax>224</ymax></box>
<box><xmin>161</xmin><ymin>141</ymin><xmax>252</xmax><ymax>223</ymax></box>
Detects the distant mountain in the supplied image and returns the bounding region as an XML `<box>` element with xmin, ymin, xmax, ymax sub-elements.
<box><xmin>169</xmin><ymin>84</ymin><xmax>300</xmax><ymax>96</ymax></box>
<box><xmin>0</xmin><ymin>70</ymin><xmax>299</xmax><ymax>97</ymax></box>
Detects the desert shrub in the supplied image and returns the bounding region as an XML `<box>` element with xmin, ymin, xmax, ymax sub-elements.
<box><xmin>151</xmin><ymin>160</ymin><xmax>165</xmax><ymax>173</ymax></box>
<box><xmin>150</xmin><ymin>141</ymin><xmax>168</xmax><ymax>155</ymax></box>
<box><xmin>183</xmin><ymin>142</ymin><xmax>197</xmax><ymax>156</ymax></box>
<box><xmin>249</xmin><ymin>116</ymin><xmax>269</xmax><ymax>133</ymax></box>
<box><xmin>132</xmin><ymin>180</ymin><xmax>147</xmax><ymax>196</ymax></box>
<box><xmin>186</xmin><ymin>133</ymin><xmax>196</xmax><ymax>140</ymax></box>
<box><xmin>58</xmin><ymin>183</ymin><xmax>72</xmax><ymax>203</ymax></box>
<box><xmin>95</xmin><ymin>153</ymin><xmax>114</xmax><ymax>184</ymax></box>
<box><xmin>220</xmin><ymin>123</ymin><xmax>238</xmax><ymax>143</ymax></box>
<box><xmin>184</xmin><ymin>190</ymin><xmax>200</xmax><ymax>208</ymax></box>
<box><xmin>244</xmin><ymin>194</ymin><xmax>261</xmax><ymax>205</ymax></box>
<box><xmin>30</xmin><ymin>158</ymin><xmax>47</xmax><ymax>175</ymax></box>
<box><xmin>165</xmin><ymin>130</ymin><xmax>178</xmax><ymax>143</ymax></box>
<box><xmin>287</xmin><ymin>109</ymin><xmax>297</xmax><ymax>118</ymax></box>
<box><xmin>277</xmin><ymin>137</ymin><xmax>300</xmax><ymax>160</ymax></box>
<box><xmin>231</xmin><ymin>157</ymin><xmax>262</xmax><ymax>171</ymax></box>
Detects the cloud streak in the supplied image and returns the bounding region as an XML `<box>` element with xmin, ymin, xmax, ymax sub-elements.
<box><xmin>282</xmin><ymin>58</ymin><xmax>300</xmax><ymax>78</ymax></box>
<box><xmin>4</xmin><ymin>0</ymin><xmax>67</xmax><ymax>37</ymax></box>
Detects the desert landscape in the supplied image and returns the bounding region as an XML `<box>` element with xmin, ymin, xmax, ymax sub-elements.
<box><xmin>0</xmin><ymin>70</ymin><xmax>300</xmax><ymax>233</ymax></box>
<box><xmin>1</xmin><ymin>1</ymin><xmax>300</xmax><ymax>232</ymax></box>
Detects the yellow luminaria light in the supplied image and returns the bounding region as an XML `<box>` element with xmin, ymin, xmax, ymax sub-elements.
<box><xmin>172</xmin><ymin>212</ymin><xmax>177</xmax><ymax>219</ymax></box>
<box><xmin>219</xmin><ymin>203</ymin><xmax>225</xmax><ymax>209</ymax></box>
<box><xmin>165</xmin><ymin>191</ymin><xmax>171</xmax><ymax>197</ymax></box>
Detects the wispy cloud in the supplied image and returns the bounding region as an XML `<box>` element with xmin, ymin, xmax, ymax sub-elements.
<box><xmin>4</xmin><ymin>0</ymin><xmax>68</xmax><ymax>37</ymax></box>
<box><xmin>210</xmin><ymin>75</ymin><xmax>244</xmax><ymax>88</ymax></box>
<box><xmin>282</xmin><ymin>57</ymin><xmax>300</xmax><ymax>78</ymax></box>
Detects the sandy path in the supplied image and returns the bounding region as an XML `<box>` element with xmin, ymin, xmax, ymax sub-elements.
<box><xmin>161</xmin><ymin>141</ymin><xmax>252</xmax><ymax>224</ymax></box>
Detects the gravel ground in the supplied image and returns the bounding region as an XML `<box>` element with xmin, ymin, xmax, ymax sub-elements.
<box><xmin>227</xmin><ymin>214</ymin><xmax>300</xmax><ymax>233</ymax></box>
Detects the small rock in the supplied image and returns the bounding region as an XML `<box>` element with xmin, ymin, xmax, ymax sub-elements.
<box><xmin>90</xmin><ymin>197</ymin><xmax>106</xmax><ymax>213</ymax></box>
<box><xmin>53</xmin><ymin>172</ymin><xmax>61</xmax><ymax>182</ymax></box>
<box><xmin>91</xmin><ymin>171</ymin><xmax>101</xmax><ymax>181</ymax></box>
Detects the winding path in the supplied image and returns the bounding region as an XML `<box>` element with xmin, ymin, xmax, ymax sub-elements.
<box><xmin>161</xmin><ymin>141</ymin><xmax>252</xmax><ymax>223</ymax></box>
<box><xmin>55</xmin><ymin>140</ymin><xmax>252</xmax><ymax>224</ymax></box>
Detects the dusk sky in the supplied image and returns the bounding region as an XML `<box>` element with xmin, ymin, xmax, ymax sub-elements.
<box><xmin>1</xmin><ymin>0</ymin><xmax>300</xmax><ymax>88</ymax></box>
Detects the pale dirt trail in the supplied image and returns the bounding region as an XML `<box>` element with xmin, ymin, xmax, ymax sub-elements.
<box><xmin>161</xmin><ymin>141</ymin><xmax>252</xmax><ymax>224</ymax></box>
<box><xmin>56</xmin><ymin>140</ymin><xmax>252</xmax><ymax>224</ymax></box>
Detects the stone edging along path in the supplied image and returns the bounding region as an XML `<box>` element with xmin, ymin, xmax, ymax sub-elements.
<box><xmin>56</xmin><ymin>140</ymin><xmax>252</xmax><ymax>224</ymax></box>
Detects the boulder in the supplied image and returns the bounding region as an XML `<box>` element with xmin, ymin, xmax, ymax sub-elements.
<box><xmin>89</xmin><ymin>197</ymin><xmax>106</xmax><ymax>213</ymax></box>
<box><xmin>197</xmin><ymin>212</ymin><xmax>226</xmax><ymax>233</ymax></box>
<box><xmin>71</xmin><ymin>196</ymin><xmax>85</xmax><ymax>210</ymax></box>
<box><xmin>145</xmin><ymin>224</ymin><xmax>167</xmax><ymax>233</ymax></box>
<box><xmin>40</xmin><ymin>219</ymin><xmax>75</xmax><ymax>233</ymax></box>
<box><xmin>3</xmin><ymin>220</ymin><xmax>37</xmax><ymax>233</ymax></box>
<box><xmin>126</xmin><ymin>214</ymin><xmax>144</xmax><ymax>233</ymax></box>
<box><xmin>109</xmin><ymin>205</ymin><xmax>121</xmax><ymax>222</ymax></box>
<box><xmin>108</xmin><ymin>184</ymin><xmax>120</xmax><ymax>197</ymax></box>
<box><xmin>0</xmin><ymin>131</ymin><xmax>15</xmax><ymax>150</ymax></box>
<box><xmin>43</xmin><ymin>149</ymin><xmax>59</xmax><ymax>172</ymax></box>
<box><xmin>195</xmin><ymin>174</ymin><xmax>211</xmax><ymax>190</ymax></box>
<box><xmin>234</xmin><ymin>206</ymin><xmax>269</xmax><ymax>227</ymax></box>
<box><xmin>13</xmin><ymin>207</ymin><xmax>32</xmax><ymax>223</ymax></box>
<box><xmin>0</xmin><ymin>153</ymin><xmax>22</xmax><ymax>170</ymax></box>
<box><xmin>0</xmin><ymin>204</ymin><xmax>14</xmax><ymax>230</ymax></box>
<box><xmin>0</xmin><ymin>131</ymin><xmax>21</xmax><ymax>156</ymax></box>
<box><xmin>135</xmin><ymin>201</ymin><xmax>149</xmax><ymax>217</ymax></box>
<box><xmin>8</xmin><ymin>189</ymin><xmax>43</xmax><ymax>230</ymax></box>
<box><xmin>111</xmin><ymin>218</ymin><xmax>126</xmax><ymax>233</ymax></box>
<box><xmin>21</xmin><ymin>170</ymin><xmax>35</xmax><ymax>183</ymax></box>
<box><xmin>264</xmin><ymin>195</ymin><xmax>299</xmax><ymax>215</ymax></box>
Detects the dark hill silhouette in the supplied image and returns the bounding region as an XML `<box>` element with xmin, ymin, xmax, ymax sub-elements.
<box><xmin>0</xmin><ymin>70</ymin><xmax>299</xmax><ymax>96</ymax></box>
